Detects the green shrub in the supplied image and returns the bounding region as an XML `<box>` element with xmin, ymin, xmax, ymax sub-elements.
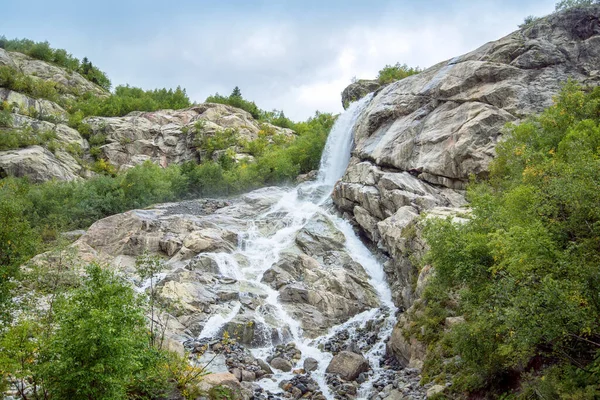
<box><xmin>206</xmin><ymin>87</ymin><xmax>261</xmax><ymax>119</ymax></box>
<box><xmin>0</xmin><ymin>36</ymin><xmax>111</xmax><ymax>90</ymax></box>
<box><xmin>0</xmin><ymin>65</ymin><xmax>65</xmax><ymax>103</ymax></box>
<box><xmin>419</xmin><ymin>82</ymin><xmax>600</xmax><ymax>397</ymax></box>
<box><xmin>0</xmin><ymin>108</ymin><xmax>12</xmax><ymax>127</ymax></box>
<box><xmin>67</xmin><ymin>84</ymin><xmax>191</xmax><ymax>117</ymax></box>
<box><xmin>0</xmin><ymin>126</ymin><xmax>58</xmax><ymax>151</ymax></box>
<box><xmin>555</xmin><ymin>0</ymin><xmax>599</xmax><ymax>11</ymax></box>
<box><xmin>376</xmin><ymin>63</ymin><xmax>421</xmax><ymax>85</ymax></box>
<box><xmin>38</xmin><ymin>264</ymin><xmax>161</xmax><ymax>399</ymax></box>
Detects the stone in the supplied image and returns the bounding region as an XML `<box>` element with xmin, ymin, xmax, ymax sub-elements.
<box><xmin>196</xmin><ymin>373</ymin><xmax>243</xmax><ymax>398</ymax></box>
<box><xmin>303</xmin><ymin>357</ymin><xmax>319</xmax><ymax>372</ymax></box>
<box><xmin>257</xmin><ymin>359</ymin><xmax>273</xmax><ymax>374</ymax></box>
<box><xmin>426</xmin><ymin>385</ymin><xmax>445</xmax><ymax>398</ymax></box>
<box><xmin>0</xmin><ymin>146</ymin><xmax>80</xmax><ymax>182</ymax></box>
<box><xmin>333</xmin><ymin>6</ymin><xmax>600</xmax><ymax>316</ymax></box>
<box><xmin>325</xmin><ymin>351</ymin><xmax>369</xmax><ymax>381</ymax></box>
<box><xmin>270</xmin><ymin>357</ymin><xmax>293</xmax><ymax>372</ymax></box>
<box><xmin>162</xmin><ymin>337</ymin><xmax>185</xmax><ymax>358</ymax></box>
<box><xmin>445</xmin><ymin>316</ymin><xmax>466</xmax><ymax>328</ymax></box>
<box><xmin>383</xmin><ymin>389</ymin><xmax>406</xmax><ymax>400</ymax></box>
<box><xmin>241</xmin><ymin>369</ymin><xmax>255</xmax><ymax>382</ymax></box>
<box><xmin>341</xmin><ymin>79</ymin><xmax>382</xmax><ymax>109</ymax></box>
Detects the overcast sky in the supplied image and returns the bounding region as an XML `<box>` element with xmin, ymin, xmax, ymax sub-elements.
<box><xmin>3</xmin><ymin>0</ymin><xmax>557</xmax><ymax>120</ymax></box>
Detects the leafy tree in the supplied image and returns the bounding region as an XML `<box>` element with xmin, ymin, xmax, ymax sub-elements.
<box><xmin>39</xmin><ymin>264</ymin><xmax>153</xmax><ymax>399</ymax></box>
<box><xmin>0</xmin><ymin>36</ymin><xmax>111</xmax><ymax>90</ymax></box>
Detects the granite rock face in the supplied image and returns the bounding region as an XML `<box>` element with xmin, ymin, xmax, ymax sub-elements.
<box><xmin>334</xmin><ymin>6</ymin><xmax>600</xmax><ymax>308</ymax></box>
<box><xmin>334</xmin><ymin>7</ymin><xmax>600</xmax><ymax>365</ymax></box>
<box><xmin>85</xmin><ymin>103</ymin><xmax>293</xmax><ymax>172</ymax></box>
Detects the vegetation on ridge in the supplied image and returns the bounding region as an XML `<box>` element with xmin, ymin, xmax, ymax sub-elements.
<box><xmin>0</xmin><ymin>36</ymin><xmax>111</xmax><ymax>90</ymax></box>
<box><xmin>376</xmin><ymin>63</ymin><xmax>421</xmax><ymax>85</ymax></box>
<box><xmin>416</xmin><ymin>82</ymin><xmax>600</xmax><ymax>398</ymax></box>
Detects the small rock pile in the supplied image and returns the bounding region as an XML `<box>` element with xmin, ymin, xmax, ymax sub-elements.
<box><xmin>279</xmin><ymin>375</ymin><xmax>326</xmax><ymax>400</ymax></box>
<box><xmin>367</xmin><ymin>368</ymin><xmax>428</xmax><ymax>400</ymax></box>
<box><xmin>184</xmin><ymin>338</ymin><xmax>272</xmax><ymax>382</ymax></box>
<box><xmin>266</xmin><ymin>343</ymin><xmax>302</xmax><ymax>372</ymax></box>
<box><xmin>321</xmin><ymin>308</ymin><xmax>390</xmax><ymax>356</ymax></box>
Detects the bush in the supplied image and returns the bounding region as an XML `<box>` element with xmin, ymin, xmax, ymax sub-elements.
<box><xmin>39</xmin><ymin>264</ymin><xmax>154</xmax><ymax>399</ymax></box>
<box><xmin>0</xmin><ymin>65</ymin><xmax>64</xmax><ymax>103</ymax></box>
<box><xmin>206</xmin><ymin>87</ymin><xmax>261</xmax><ymax>119</ymax></box>
<box><xmin>0</xmin><ymin>126</ymin><xmax>58</xmax><ymax>151</ymax></box>
<box><xmin>418</xmin><ymin>82</ymin><xmax>600</xmax><ymax>397</ymax></box>
<box><xmin>555</xmin><ymin>0</ymin><xmax>599</xmax><ymax>11</ymax></box>
<box><xmin>376</xmin><ymin>63</ymin><xmax>421</xmax><ymax>85</ymax></box>
<box><xmin>0</xmin><ymin>36</ymin><xmax>111</xmax><ymax>90</ymax></box>
<box><xmin>68</xmin><ymin>84</ymin><xmax>191</xmax><ymax>117</ymax></box>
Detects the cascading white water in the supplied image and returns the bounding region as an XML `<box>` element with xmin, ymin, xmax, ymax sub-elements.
<box><xmin>317</xmin><ymin>94</ymin><xmax>373</xmax><ymax>187</ymax></box>
<box><xmin>196</xmin><ymin>94</ymin><xmax>398</xmax><ymax>399</ymax></box>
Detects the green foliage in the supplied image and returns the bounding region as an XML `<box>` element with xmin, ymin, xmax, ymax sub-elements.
<box><xmin>0</xmin><ymin>36</ymin><xmax>111</xmax><ymax>90</ymax></box>
<box><xmin>208</xmin><ymin>385</ymin><xmax>240</xmax><ymax>400</ymax></box>
<box><xmin>0</xmin><ymin>126</ymin><xmax>58</xmax><ymax>151</ymax></box>
<box><xmin>419</xmin><ymin>82</ymin><xmax>600</xmax><ymax>397</ymax></box>
<box><xmin>0</xmin><ymin>65</ymin><xmax>65</xmax><ymax>103</ymax></box>
<box><xmin>0</xmin><ymin>103</ymin><xmax>12</xmax><ymax>127</ymax></box>
<box><xmin>195</xmin><ymin>128</ymin><xmax>240</xmax><ymax>157</ymax></box>
<box><xmin>206</xmin><ymin>87</ymin><xmax>261</xmax><ymax>119</ymax></box>
<box><xmin>376</xmin><ymin>63</ymin><xmax>421</xmax><ymax>85</ymax></box>
<box><xmin>555</xmin><ymin>0</ymin><xmax>599</xmax><ymax>11</ymax></box>
<box><xmin>68</xmin><ymin>84</ymin><xmax>191</xmax><ymax>117</ymax></box>
<box><xmin>0</xmin><ymin>180</ymin><xmax>40</xmax><ymax>322</ymax></box>
<box><xmin>38</xmin><ymin>264</ymin><xmax>149</xmax><ymax>399</ymax></box>
<box><xmin>519</xmin><ymin>15</ymin><xmax>540</xmax><ymax>27</ymax></box>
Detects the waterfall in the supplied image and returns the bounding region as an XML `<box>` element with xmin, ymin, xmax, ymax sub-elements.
<box><xmin>196</xmin><ymin>94</ymin><xmax>398</xmax><ymax>399</ymax></box>
<box><xmin>317</xmin><ymin>93</ymin><xmax>373</xmax><ymax>187</ymax></box>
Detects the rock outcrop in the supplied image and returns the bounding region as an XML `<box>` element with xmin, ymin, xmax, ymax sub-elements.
<box><xmin>341</xmin><ymin>79</ymin><xmax>381</xmax><ymax>109</ymax></box>
<box><xmin>0</xmin><ymin>48</ymin><xmax>108</xmax><ymax>100</ymax></box>
<box><xmin>85</xmin><ymin>103</ymin><xmax>293</xmax><ymax>172</ymax></box>
<box><xmin>335</xmin><ymin>7</ymin><xmax>600</xmax><ymax>364</ymax></box>
<box><xmin>0</xmin><ymin>48</ymin><xmax>294</xmax><ymax>182</ymax></box>
<box><xmin>335</xmin><ymin>6</ymin><xmax>600</xmax><ymax>307</ymax></box>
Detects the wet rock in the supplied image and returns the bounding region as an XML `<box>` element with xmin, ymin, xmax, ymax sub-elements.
<box><xmin>304</xmin><ymin>357</ymin><xmax>319</xmax><ymax>372</ymax></box>
<box><xmin>326</xmin><ymin>351</ymin><xmax>369</xmax><ymax>381</ymax></box>
<box><xmin>257</xmin><ymin>358</ymin><xmax>273</xmax><ymax>374</ymax></box>
<box><xmin>341</xmin><ymin>79</ymin><xmax>382</xmax><ymax>109</ymax></box>
<box><xmin>270</xmin><ymin>357</ymin><xmax>293</xmax><ymax>372</ymax></box>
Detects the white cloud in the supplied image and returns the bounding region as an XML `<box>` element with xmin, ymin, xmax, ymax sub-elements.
<box><xmin>94</xmin><ymin>1</ymin><xmax>556</xmax><ymax>121</ymax></box>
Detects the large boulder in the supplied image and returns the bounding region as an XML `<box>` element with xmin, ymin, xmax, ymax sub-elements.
<box><xmin>0</xmin><ymin>145</ymin><xmax>80</xmax><ymax>182</ymax></box>
<box><xmin>325</xmin><ymin>351</ymin><xmax>369</xmax><ymax>381</ymax></box>
<box><xmin>195</xmin><ymin>373</ymin><xmax>243</xmax><ymax>399</ymax></box>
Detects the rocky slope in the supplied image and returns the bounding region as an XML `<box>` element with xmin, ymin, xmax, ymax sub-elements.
<box><xmin>0</xmin><ymin>48</ymin><xmax>292</xmax><ymax>182</ymax></box>
<box><xmin>33</xmin><ymin>187</ymin><xmax>379</xmax><ymax>345</ymax></box>
<box><xmin>334</xmin><ymin>6</ymin><xmax>600</xmax><ymax>366</ymax></box>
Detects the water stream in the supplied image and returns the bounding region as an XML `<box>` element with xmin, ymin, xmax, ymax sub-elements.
<box><xmin>196</xmin><ymin>94</ymin><xmax>397</xmax><ymax>398</ymax></box>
